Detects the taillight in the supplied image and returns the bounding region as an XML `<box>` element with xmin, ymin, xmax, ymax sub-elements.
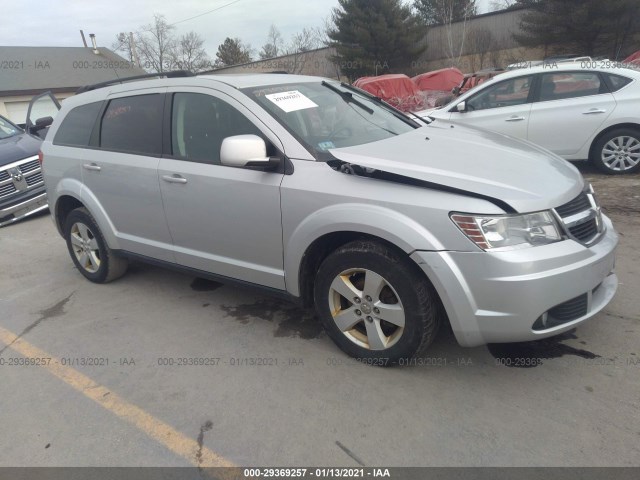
<box><xmin>38</xmin><ymin>150</ymin><xmax>44</xmax><ymax>165</ymax></box>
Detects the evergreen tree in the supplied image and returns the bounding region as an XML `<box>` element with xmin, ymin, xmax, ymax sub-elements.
<box><xmin>328</xmin><ymin>0</ymin><xmax>426</xmax><ymax>79</ymax></box>
<box><xmin>214</xmin><ymin>38</ymin><xmax>252</xmax><ymax>68</ymax></box>
<box><xmin>515</xmin><ymin>0</ymin><xmax>639</xmax><ymax>58</ymax></box>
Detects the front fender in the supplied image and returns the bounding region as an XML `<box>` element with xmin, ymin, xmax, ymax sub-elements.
<box><xmin>283</xmin><ymin>203</ymin><xmax>444</xmax><ymax>296</ymax></box>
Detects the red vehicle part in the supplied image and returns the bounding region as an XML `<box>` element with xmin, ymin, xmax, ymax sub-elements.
<box><xmin>353</xmin><ymin>74</ymin><xmax>427</xmax><ymax>112</ymax></box>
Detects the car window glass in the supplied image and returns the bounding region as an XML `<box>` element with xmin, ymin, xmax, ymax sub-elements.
<box><xmin>465</xmin><ymin>76</ymin><xmax>533</xmax><ymax>111</ymax></box>
<box><xmin>539</xmin><ymin>72</ymin><xmax>603</xmax><ymax>102</ymax></box>
<box><xmin>100</xmin><ymin>94</ymin><xmax>162</xmax><ymax>155</ymax></box>
<box><xmin>171</xmin><ymin>93</ymin><xmax>262</xmax><ymax>164</ymax></box>
<box><xmin>0</xmin><ymin>116</ymin><xmax>20</xmax><ymax>140</ymax></box>
<box><xmin>605</xmin><ymin>73</ymin><xmax>632</xmax><ymax>92</ymax></box>
<box><xmin>54</xmin><ymin>101</ymin><xmax>102</xmax><ymax>147</ymax></box>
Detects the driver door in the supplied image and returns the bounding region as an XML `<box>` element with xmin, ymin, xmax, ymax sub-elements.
<box><xmin>158</xmin><ymin>88</ymin><xmax>286</xmax><ymax>290</ymax></box>
<box><xmin>26</xmin><ymin>91</ymin><xmax>61</xmax><ymax>139</ymax></box>
<box><xmin>448</xmin><ymin>75</ymin><xmax>535</xmax><ymax>139</ymax></box>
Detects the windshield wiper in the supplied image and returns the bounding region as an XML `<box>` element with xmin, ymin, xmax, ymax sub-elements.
<box><xmin>338</xmin><ymin>83</ymin><xmax>421</xmax><ymax>128</ymax></box>
<box><xmin>321</xmin><ymin>81</ymin><xmax>374</xmax><ymax>114</ymax></box>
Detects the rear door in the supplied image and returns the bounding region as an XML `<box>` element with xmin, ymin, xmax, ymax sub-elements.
<box><xmin>158</xmin><ymin>88</ymin><xmax>286</xmax><ymax>289</ymax></box>
<box><xmin>448</xmin><ymin>74</ymin><xmax>535</xmax><ymax>139</ymax></box>
<box><xmin>527</xmin><ymin>71</ymin><xmax>616</xmax><ymax>156</ymax></box>
<box><xmin>80</xmin><ymin>89</ymin><xmax>174</xmax><ymax>262</ymax></box>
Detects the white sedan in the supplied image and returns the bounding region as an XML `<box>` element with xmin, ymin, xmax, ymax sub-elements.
<box><xmin>415</xmin><ymin>63</ymin><xmax>640</xmax><ymax>174</ymax></box>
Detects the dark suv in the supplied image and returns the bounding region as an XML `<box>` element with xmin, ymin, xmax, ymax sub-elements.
<box><xmin>0</xmin><ymin>114</ymin><xmax>47</xmax><ymax>226</ymax></box>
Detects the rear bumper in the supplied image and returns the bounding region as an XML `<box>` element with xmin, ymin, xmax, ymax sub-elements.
<box><xmin>0</xmin><ymin>188</ymin><xmax>48</xmax><ymax>227</ymax></box>
<box><xmin>412</xmin><ymin>215</ymin><xmax>618</xmax><ymax>347</ymax></box>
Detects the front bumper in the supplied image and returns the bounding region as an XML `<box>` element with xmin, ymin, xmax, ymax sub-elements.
<box><xmin>412</xmin><ymin>215</ymin><xmax>618</xmax><ymax>347</ymax></box>
<box><xmin>0</xmin><ymin>187</ymin><xmax>48</xmax><ymax>227</ymax></box>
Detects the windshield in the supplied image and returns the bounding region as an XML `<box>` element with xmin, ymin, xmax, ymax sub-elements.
<box><xmin>242</xmin><ymin>82</ymin><xmax>417</xmax><ymax>159</ymax></box>
<box><xmin>0</xmin><ymin>116</ymin><xmax>21</xmax><ymax>140</ymax></box>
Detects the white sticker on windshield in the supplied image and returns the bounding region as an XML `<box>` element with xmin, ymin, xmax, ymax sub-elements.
<box><xmin>265</xmin><ymin>90</ymin><xmax>318</xmax><ymax>113</ymax></box>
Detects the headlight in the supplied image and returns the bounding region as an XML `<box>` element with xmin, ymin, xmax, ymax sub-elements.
<box><xmin>451</xmin><ymin>211</ymin><xmax>563</xmax><ymax>250</ymax></box>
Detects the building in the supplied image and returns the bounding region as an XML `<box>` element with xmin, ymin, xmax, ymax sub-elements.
<box><xmin>0</xmin><ymin>46</ymin><xmax>146</xmax><ymax>124</ymax></box>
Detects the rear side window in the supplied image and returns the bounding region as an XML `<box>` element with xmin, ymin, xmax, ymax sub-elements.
<box><xmin>54</xmin><ymin>101</ymin><xmax>102</xmax><ymax>147</ymax></box>
<box><xmin>538</xmin><ymin>72</ymin><xmax>604</xmax><ymax>101</ymax></box>
<box><xmin>604</xmin><ymin>73</ymin><xmax>632</xmax><ymax>92</ymax></box>
<box><xmin>100</xmin><ymin>94</ymin><xmax>163</xmax><ymax>155</ymax></box>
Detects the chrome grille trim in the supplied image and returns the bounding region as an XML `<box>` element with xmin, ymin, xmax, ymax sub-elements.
<box><xmin>19</xmin><ymin>159</ymin><xmax>40</xmax><ymax>174</ymax></box>
<box><xmin>0</xmin><ymin>155</ymin><xmax>43</xmax><ymax>200</ymax></box>
<box><xmin>553</xmin><ymin>186</ymin><xmax>605</xmax><ymax>247</ymax></box>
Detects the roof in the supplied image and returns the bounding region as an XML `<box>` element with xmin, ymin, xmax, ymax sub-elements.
<box><xmin>0</xmin><ymin>46</ymin><xmax>147</xmax><ymax>96</ymax></box>
<box><xmin>196</xmin><ymin>72</ymin><xmax>326</xmax><ymax>88</ymax></box>
<box><xmin>478</xmin><ymin>62</ymin><xmax>640</xmax><ymax>85</ymax></box>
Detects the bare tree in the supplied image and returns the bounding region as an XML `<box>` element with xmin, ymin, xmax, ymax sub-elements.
<box><xmin>468</xmin><ymin>27</ymin><xmax>494</xmax><ymax>70</ymax></box>
<box><xmin>436</xmin><ymin>0</ymin><xmax>476</xmax><ymax>67</ymax></box>
<box><xmin>259</xmin><ymin>25</ymin><xmax>284</xmax><ymax>60</ymax></box>
<box><xmin>136</xmin><ymin>14</ymin><xmax>176</xmax><ymax>72</ymax></box>
<box><xmin>285</xmin><ymin>27</ymin><xmax>326</xmax><ymax>74</ymax></box>
<box><xmin>171</xmin><ymin>32</ymin><xmax>212</xmax><ymax>72</ymax></box>
<box><xmin>112</xmin><ymin>32</ymin><xmax>137</xmax><ymax>64</ymax></box>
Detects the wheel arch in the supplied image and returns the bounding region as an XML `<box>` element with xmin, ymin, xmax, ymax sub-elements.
<box><xmin>589</xmin><ymin>122</ymin><xmax>640</xmax><ymax>160</ymax></box>
<box><xmin>54</xmin><ymin>195</ymin><xmax>84</xmax><ymax>234</ymax></box>
<box><xmin>285</xmin><ymin>204</ymin><xmax>445</xmax><ymax>304</ymax></box>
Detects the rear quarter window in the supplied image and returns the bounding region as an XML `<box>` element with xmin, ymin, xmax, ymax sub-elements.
<box><xmin>604</xmin><ymin>73</ymin><xmax>633</xmax><ymax>92</ymax></box>
<box><xmin>53</xmin><ymin>101</ymin><xmax>103</xmax><ymax>147</ymax></box>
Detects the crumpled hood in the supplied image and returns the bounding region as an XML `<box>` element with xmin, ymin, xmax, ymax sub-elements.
<box><xmin>0</xmin><ymin>133</ymin><xmax>42</xmax><ymax>167</ymax></box>
<box><xmin>329</xmin><ymin>121</ymin><xmax>584</xmax><ymax>213</ymax></box>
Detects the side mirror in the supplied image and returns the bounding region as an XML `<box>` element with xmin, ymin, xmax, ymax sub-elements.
<box><xmin>35</xmin><ymin>116</ymin><xmax>54</xmax><ymax>128</ymax></box>
<box><xmin>220</xmin><ymin>134</ymin><xmax>276</xmax><ymax>169</ymax></box>
<box><xmin>456</xmin><ymin>101</ymin><xmax>466</xmax><ymax>113</ymax></box>
<box><xmin>31</xmin><ymin>116</ymin><xmax>54</xmax><ymax>138</ymax></box>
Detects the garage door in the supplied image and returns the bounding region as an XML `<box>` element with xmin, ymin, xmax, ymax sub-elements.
<box><xmin>4</xmin><ymin>101</ymin><xmax>30</xmax><ymax>125</ymax></box>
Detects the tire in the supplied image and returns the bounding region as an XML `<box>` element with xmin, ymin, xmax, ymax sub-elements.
<box><xmin>63</xmin><ymin>207</ymin><xmax>128</xmax><ymax>283</ymax></box>
<box><xmin>314</xmin><ymin>240</ymin><xmax>440</xmax><ymax>365</ymax></box>
<box><xmin>590</xmin><ymin>128</ymin><xmax>640</xmax><ymax>175</ymax></box>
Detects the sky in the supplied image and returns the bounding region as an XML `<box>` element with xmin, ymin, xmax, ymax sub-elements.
<box><xmin>0</xmin><ymin>0</ymin><xmax>492</xmax><ymax>59</ymax></box>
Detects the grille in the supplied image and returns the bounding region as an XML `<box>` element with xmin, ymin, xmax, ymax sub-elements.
<box><xmin>533</xmin><ymin>293</ymin><xmax>589</xmax><ymax>330</ymax></box>
<box><xmin>549</xmin><ymin>293</ymin><xmax>588</xmax><ymax>322</ymax></box>
<box><xmin>555</xmin><ymin>192</ymin><xmax>591</xmax><ymax>217</ymax></box>
<box><xmin>569</xmin><ymin>218</ymin><xmax>599</xmax><ymax>242</ymax></box>
<box><xmin>0</xmin><ymin>170</ymin><xmax>9</xmax><ymax>182</ymax></box>
<box><xmin>554</xmin><ymin>190</ymin><xmax>602</xmax><ymax>245</ymax></box>
<box><xmin>26</xmin><ymin>172</ymin><xmax>44</xmax><ymax>186</ymax></box>
<box><xmin>19</xmin><ymin>159</ymin><xmax>40</xmax><ymax>173</ymax></box>
<box><xmin>0</xmin><ymin>183</ymin><xmax>17</xmax><ymax>198</ymax></box>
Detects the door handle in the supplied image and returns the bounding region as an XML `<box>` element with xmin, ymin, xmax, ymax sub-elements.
<box><xmin>505</xmin><ymin>116</ymin><xmax>525</xmax><ymax>122</ymax></box>
<box><xmin>82</xmin><ymin>163</ymin><xmax>101</xmax><ymax>172</ymax></box>
<box><xmin>162</xmin><ymin>174</ymin><xmax>187</xmax><ymax>184</ymax></box>
<box><xmin>583</xmin><ymin>109</ymin><xmax>606</xmax><ymax>115</ymax></box>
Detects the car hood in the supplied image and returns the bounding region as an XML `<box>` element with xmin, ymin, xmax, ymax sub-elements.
<box><xmin>412</xmin><ymin>107</ymin><xmax>441</xmax><ymax>118</ymax></box>
<box><xmin>329</xmin><ymin>121</ymin><xmax>584</xmax><ymax>213</ymax></box>
<box><xmin>0</xmin><ymin>133</ymin><xmax>42</xmax><ymax>167</ymax></box>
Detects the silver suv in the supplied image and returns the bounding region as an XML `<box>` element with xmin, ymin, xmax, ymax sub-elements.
<box><xmin>42</xmin><ymin>72</ymin><xmax>618</xmax><ymax>364</ymax></box>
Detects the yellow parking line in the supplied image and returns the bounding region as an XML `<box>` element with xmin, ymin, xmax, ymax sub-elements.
<box><xmin>0</xmin><ymin>325</ymin><xmax>236</xmax><ymax>469</ymax></box>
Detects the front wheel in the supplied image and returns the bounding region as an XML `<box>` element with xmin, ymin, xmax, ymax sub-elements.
<box><xmin>591</xmin><ymin>128</ymin><xmax>640</xmax><ymax>174</ymax></box>
<box><xmin>63</xmin><ymin>207</ymin><xmax>128</xmax><ymax>283</ymax></box>
<box><xmin>314</xmin><ymin>240</ymin><xmax>440</xmax><ymax>365</ymax></box>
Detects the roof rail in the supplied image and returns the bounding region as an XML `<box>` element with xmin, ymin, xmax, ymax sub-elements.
<box><xmin>76</xmin><ymin>70</ymin><xmax>195</xmax><ymax>94</ymax></box>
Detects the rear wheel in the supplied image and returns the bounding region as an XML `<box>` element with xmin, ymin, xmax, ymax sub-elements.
<box><xmin>63</xmin><ymin>207</ymin><xmax>128</xmax><ymax>283</ymax></box>
<box><xmin>591</xmin><ymin>128</ymin><xmax>640</xmax><ymax>174</ymax></box>
<box><xmin>314</xmin><ymin>240</ymin><xmax>440</xmax><ymax>365</ymax></box>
